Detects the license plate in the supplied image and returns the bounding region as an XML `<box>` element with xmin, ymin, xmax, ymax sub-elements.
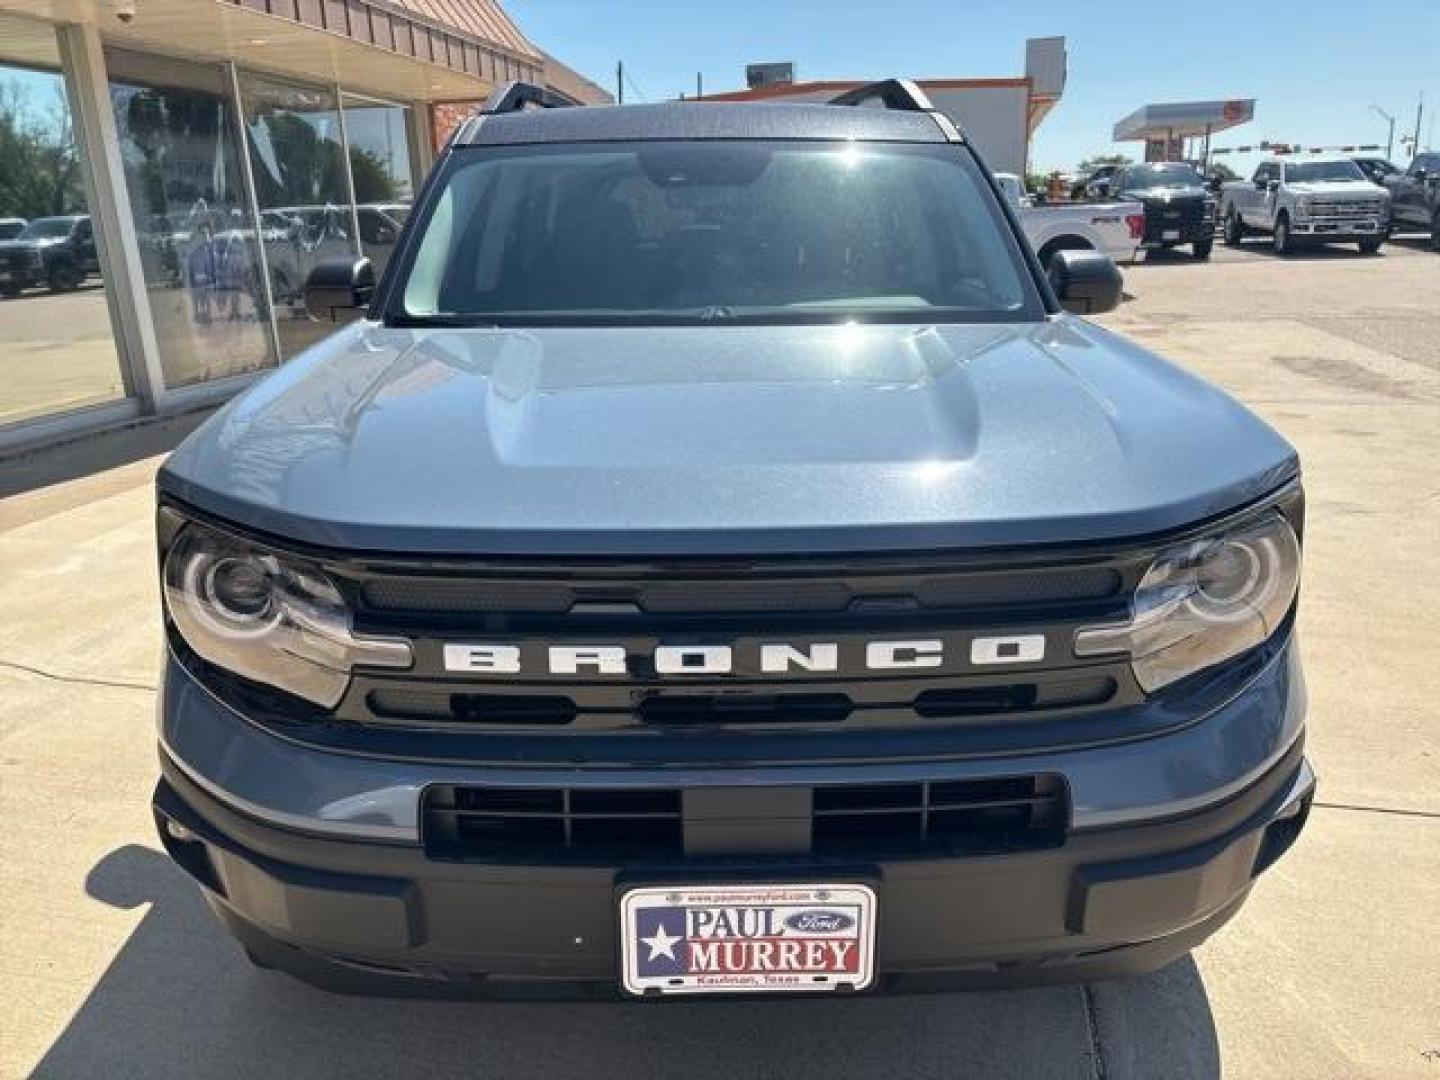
<box><xmin>1162</xmin><ymin>229</ymin><xmax>1181</xmax><ymax>241</ymax></box>
<box><xmin>620</xmin><ymin>883</ymin><xmax>876</xmax><ymax>996</ymax></box>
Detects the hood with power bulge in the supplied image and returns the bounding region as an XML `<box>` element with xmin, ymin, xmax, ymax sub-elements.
<box><xmin>159</xmin><ymin>317</ymin><xmax>1298</xmax><ymax>556</ymax></box>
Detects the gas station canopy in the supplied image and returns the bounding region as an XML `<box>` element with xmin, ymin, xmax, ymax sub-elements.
<box><xmin>1114</xmin><ymin>100</ymin><xmax>1256</xmax><ymax>141</ymax></box>
<box><xmin>1114</xmin><ymin>100</ymin><xmax>1255</xmax><ymax>160</ymax></box>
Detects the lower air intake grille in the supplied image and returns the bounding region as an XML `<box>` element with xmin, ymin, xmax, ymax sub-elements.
<box><xmin>812</xmin><ymin>775</ymin><xmax>1066</xmax><ymax>857</ymax></box>
<box><xmin>422</xmin><ymin>775</ymin><xmax>1067</xmax><ymax>863</ymax></box>
<box><xmin>425</xmin><ymin>786</ymin><xmax>684</xmax><ymax>861</ymax></box>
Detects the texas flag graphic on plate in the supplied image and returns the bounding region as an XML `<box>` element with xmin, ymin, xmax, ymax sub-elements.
<box><xmin>620</xmin><ymin>883</ymin><xmax>876</xmax><ymax>996</ymax></box>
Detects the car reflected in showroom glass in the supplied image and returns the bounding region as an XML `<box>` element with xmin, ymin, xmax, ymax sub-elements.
<box><xmin>106</xmin><ymin>48</ymin><xmax>276</xmax><ymax>389</ymax></box>
<box><xmin>341</xmin><ymin>93</ymin><xmax>415</xmax><ymax>277</ymax></box>
<box><xmin>239</xmin><ymin>74</ymin><xmax>354</xmax><ymax>359</ymax></box>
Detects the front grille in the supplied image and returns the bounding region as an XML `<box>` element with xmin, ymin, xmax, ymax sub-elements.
<box><xmin>331</xmin><ymin>548</ymin><xmax>1141</xmax><ymax>737</ymax></box>
<box><xmin>1142</xmin><ymin>198</ymin><xmax>1208</xmax><ymax>241</ymax></box>
<box><xmin>323</xmin><ymin>544</ymin><xmax>1147</xmax><ymax>744</ymax></box>
<box><xmin>1309</xmin><ymin>198</ymin><xmax>1383</xmax><ymax>218</ymax></box>
<box><xmin>422</xmin><ymin>775</ymin><xmax>1067</xmax><ymax>863</ymax></box>
<box><xmin>364</xmin><ymin>674</ymin><xmax>1118</xmax><ymax>729</ymax></box>
<box><xmin>359</xmin><ymin>564</ymin><xmax>1121</xmax><ymax>617</ymax></box>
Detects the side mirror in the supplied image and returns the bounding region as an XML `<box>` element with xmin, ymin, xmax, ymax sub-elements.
<box><xmin>303</xmin><ymin>256</ymin><xmax>374</xmax><ymax>323</ymax></box>
<box><xmin>1415</xmin><ymin>167</ymin><xmax>1429</xmax><ymax>181</ymax></box>
<box><xmin>1049</xmin><ymin>250</ymin><xmax>1122</xmax><ymax>315</ymax></box>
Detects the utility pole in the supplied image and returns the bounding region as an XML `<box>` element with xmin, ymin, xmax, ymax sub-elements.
<box><xmin>617</xmin><ymin>60</ymin><xmax>624</xmax><ymax>105</ymax></box>
<box><xmin>1413</xmin><ymin>92</ymin><xmax>1424</xmax><ymax>162</ymax></box>
<box><xmin>1371</xmin><ymin>105</ymin><xmax>1395</xmax><ymax>160</ymax></box>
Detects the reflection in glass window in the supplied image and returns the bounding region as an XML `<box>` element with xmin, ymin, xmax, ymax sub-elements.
<box><xmin>240</xmin><ymin>74</ymin><xmax>354</xmax><ymax>358</ymax></box>
<box><xmin>0</xmin><ymin>22</ymin><xmax>125</xmax><ymax>428</ymax></box>
<box><xmin>341</xmin><ymin>95</ymin><xmax>415</xmax><ymax>276</ymax></box>
<box><xmin>107</xmin><ymin>50</ymin><xmax>274</xmax><ymax>389</ymax></box>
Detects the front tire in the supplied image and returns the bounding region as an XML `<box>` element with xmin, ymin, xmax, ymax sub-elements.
<box><xmin>1193</xmin><ymin>237</ymin><xmax>1214</xmax><ymax>260</ymax></box>
<box><xmin>1224</xmin><ymin>209</ymin><xmax>1245</xmax><ymax>246</ymax></box>
<box><xmin>1273</xmin><ymin>214</ymin><xmax>1294</xmax><ymax>256</ymax></box>
<box><xmin>1430</xmin><ymin>211</ymin><xmax>1440</xmax><ymax>252</ymax></box>
<box><xmin>1357</xmin><ymin>237</ymin><xmax>1383</xmax><ymax>255</ymax></box>
<box><xmin>47</xmin><ymin>262</ymin><xmax>82</xmax><ymax>291</ymax></box>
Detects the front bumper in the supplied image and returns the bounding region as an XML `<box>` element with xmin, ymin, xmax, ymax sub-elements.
<box><xmin>154</xmin><ymin>744</ymin><xmax>1313</xmax><ymax>997</ymax></box>
<box><xmin>154</xmin><ymin>641</ymin><xmax>1312</xmax><ymax>996</ymax></box>
<box><xmin>1139</xmin><ymin>205</ymin><xmax>1213</xmax><ymax>246</ymax></box>
<box><xmin>1291</xmin><ymin>217</ymin><xmax>1384</xmax><ymax>237</ymax></box>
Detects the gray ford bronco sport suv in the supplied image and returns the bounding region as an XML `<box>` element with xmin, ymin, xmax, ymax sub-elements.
<box><xmin>153</xmin><ymin>81</ymin><xmax>1313</xmax><ymax>998</ymax></box>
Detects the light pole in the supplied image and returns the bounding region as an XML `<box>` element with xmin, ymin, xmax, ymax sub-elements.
<box><xmin>1370</xmin><ymin>105</ymin><xmax>1395</xmax><ymax>161</ymax></box>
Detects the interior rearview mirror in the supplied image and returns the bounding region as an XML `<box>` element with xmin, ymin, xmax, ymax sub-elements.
<box><xmin>1048</xmin><ymin>250</ymin><xmax>1123</xmax><ymax>316</ymax></box>
<box><xmin>303</xmin><ymin>257</ymin><xmax>374</xmax><ymax>323</ymax></box>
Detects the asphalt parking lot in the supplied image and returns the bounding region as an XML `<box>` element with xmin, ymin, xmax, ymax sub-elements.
<box><xmin>1</xmin><ymin>239</ymin><xmax>1437</xmax><ymax>1079</ymax></box>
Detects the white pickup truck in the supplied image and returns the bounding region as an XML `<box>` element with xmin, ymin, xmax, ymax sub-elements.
<box><xmin>994</xmin><ymin>173</ymin><xmax>1143</xmax><ymax>267</ymax></box>
<box><xmin>1220</xmin><ymin>157</ymin><xmax>1390</xmax><ymax>255</ymax></box>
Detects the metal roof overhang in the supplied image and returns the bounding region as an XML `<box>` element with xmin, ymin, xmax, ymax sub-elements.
<box><xmin>1113</xmin><ymin>99</ymin><xmax>1255</xmax><ymax>141</ymax></box>
<box><xmin>0</xmin><ymin>0</ymin><xmax>537</xmax><ymax>101</ymax></box>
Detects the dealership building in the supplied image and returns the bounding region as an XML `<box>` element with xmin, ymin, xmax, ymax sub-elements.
<box><xmin>0</xmin><ymin>0</ymin><xmax>608</xmax><ymax>453</ymax></box>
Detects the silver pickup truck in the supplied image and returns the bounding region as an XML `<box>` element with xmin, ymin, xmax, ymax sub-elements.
<box><xmin>1220</xmin><ymin>157</ymin><xmax>1389</xmax><ymax>254</ymax></box>
<box><xmin>993</xmin><ymin>172</ymin><xmax>1143</xmax><ymax>266</ymax></box>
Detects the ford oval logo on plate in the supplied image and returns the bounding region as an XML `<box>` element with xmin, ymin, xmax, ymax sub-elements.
<box><xmin>784</xmin><ymin>910</ymin><xmax>854</xmax><ymax>934</ymax></box>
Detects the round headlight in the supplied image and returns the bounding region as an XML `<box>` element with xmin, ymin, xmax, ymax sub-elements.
<box><xmin>1075</xmin><ymin>511</ymin><xmax>1301</xmax><ymax>691</ymax></box>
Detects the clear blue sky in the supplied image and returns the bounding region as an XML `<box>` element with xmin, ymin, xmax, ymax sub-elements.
<box><xmin>509</xmin><ymin>0</ymin><xmax>1439</xmax><ymax>174</ymax></box>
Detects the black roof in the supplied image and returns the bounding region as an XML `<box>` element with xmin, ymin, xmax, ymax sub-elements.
<box><xmin>456</xmin><ymin>101</ymin><xmax>951</xmax><ymax>147</ymax></box>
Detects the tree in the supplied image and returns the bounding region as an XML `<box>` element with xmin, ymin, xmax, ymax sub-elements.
<box><xmin>0</xmin><ymin>78</ymin><xmax>85</xmax><ymax>220</ymax></box>
<box><xmin>247</xmin><ymin>111</ymin><xmax>348</xmax><ymax>208</ymax></box>
<box><xmin>348</xmin><ymin>147</ymin><xmax>398</xmax><ymax>204</ymax></box>
<box><xmin>1207</xmin><ymin>161</ymin><xmax>1239</xmax><ymax>182</ymax></box>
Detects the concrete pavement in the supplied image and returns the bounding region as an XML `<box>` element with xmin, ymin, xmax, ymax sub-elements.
<box><xmin>1</xmin><ymin>239</ymin><xmax>1437</xmax><ymax>1078</ymax></box>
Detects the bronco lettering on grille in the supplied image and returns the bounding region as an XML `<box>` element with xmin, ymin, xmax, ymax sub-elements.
<box><xmin>440</xmin><ymin>636</ymin><xmax>1047</xmax><ymax>676</ymax></box>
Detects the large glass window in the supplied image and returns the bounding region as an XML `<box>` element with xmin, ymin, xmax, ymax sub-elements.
<box><xmin>106</xmin><ymin>49</ymin><xmax>274</xmax><ymax>389</ymax></box>
<box><xmin>239</xmin><ymin>74</ymin><xmax>353</xmax><ymax>358</ymax></box>
<box><xmin>341</xmin><ymin>93</ymin><xmax>414</xmax><ymax>277</ymax></box>
<box><xmin>0</xmin><ymin>17</ymin><xmax>125</xmax><ymax>427</ymax></box>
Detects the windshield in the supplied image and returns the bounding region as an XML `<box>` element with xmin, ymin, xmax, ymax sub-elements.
<box><xmin>1285</xmin><ymin>161</ymin><xmax>1365</xmax><ymax>184</ymax></box>
<box><xmin>394</xmin><ymin>141</ymin><xmax>1041</xmax><ymax>326</ymax></box>
<box><xmin>1121</xmin><ymin>165</ymin><xmax>1203</xmax><ymax>191</ymax></box>
<box><xmin>17</xmin><ymin>217</ymin><xmax>76</xmax><ymax>240</ymax></box>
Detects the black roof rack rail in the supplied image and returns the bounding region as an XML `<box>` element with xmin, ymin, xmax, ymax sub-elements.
<box><xmin>481</xmin><ymin>81</ymin><xmax>575</xmax><ymax>115</ymax></box>
<box><xmin>828</xmin><ymin>79</ymin><xmax>937</xmax><ymax>113</ymax></box>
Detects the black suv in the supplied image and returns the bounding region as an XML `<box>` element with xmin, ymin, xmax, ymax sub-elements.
<box><xmin>152</xmin><ymin>82</ymin><xmax>1311</xmax><ymax>1000</ymax></box>
<box><xmin>1112</xmin><ymin>162</ymin><xmax>1216</xmax><ymax>260</ymax></box>
<box><xmin>1382</xmin><ymin>153</ymin><xmax>1440</xmax><ymax>250</ymax></box>
<box><xmin>0</xmin><ymin>214</ymin><xmax>99</xmax><ymax>295</ymax></box>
